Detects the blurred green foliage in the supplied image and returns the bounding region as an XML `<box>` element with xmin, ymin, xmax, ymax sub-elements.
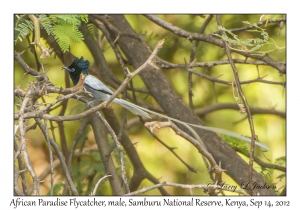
<box><xmin>14</xmin><ymin>14</ymin><xmax>286</xmax><ymax>195</ymax></box>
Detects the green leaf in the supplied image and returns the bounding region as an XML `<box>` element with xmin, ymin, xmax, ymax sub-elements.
<box><xmin>242</xmin><ymin>21</ymin><xmax>251</xmax><ymax>24</ymax></box>
<box><xmin>47</xmin><ymin>182</ymin><xmax>64</xmax><ymax>195</ymax></box>
<box><xmin>14</xmin><ymin>16</ymin><xmax>34</xmax><ymax>44</ymax></box>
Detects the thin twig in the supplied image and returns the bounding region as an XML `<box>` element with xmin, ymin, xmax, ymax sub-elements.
<box><xmin>172</xmin><ymin>66</ymin><xmax>284</xmax><ymax>86</ymax></box>
<box><xmin>62</xmin><ymin>116</ymin><xmax>90</xmax><ymax>195</ymax></box>
<box><xmin>14</xmin><ymin>51</ymin><xmax>48</xmax><ymax>81</ymax></box>
<box><xmin>101</xmin><ymin>39</ymin><xmax>164</xmax><ymax>107</ymax></box>
<box><xmin>35</xmin><ymin>119</ymin><xmax>78</xmax><ymax>195</ymax></box>
<box><xmin>94</xmin><ymin>20</ymin><xmax>130</xmax><ymax>140</ymax></box>
<box><xmin>18</xmin><ymin>87</ymin><xmax>40</xmax><ymax>195</ymax></box>
<box><xmin>144</xmin><ymin>14</ymin><xmax>286</xmax><ymax>74</ymax></box>
<box><xmin>159</xmin><ymin>58</ymin><xmax>286</xmax><ymax>69</ymax></box>
<box><xmin>14</xmin><ymin>139</ymin><xmax>28</xmax><ymax>195</ymax></box>
<box><xmin>144</xmin><ymin>126</ymin><xmax>198</xmax><ymax>173</ymax></box>
<box><xmin>95</xmin><ymin>112</ymin><xmax>129</xmax><ymax>193</ymax></box>
<box><xmin>187</xmin><ymin>14</ymin><xmax>214</xmax><ymax>109</ymax></box>
<box><xmin>37</xmin><ymin>144</ymin><xmax>99</xmax><ymax>186</ymax></box>
<box><xmin>194</xmin><ymin>103</ymin><xmax>285</xmax><ymax>118</ymax></box>
<box><xmin>43</xmin><ymin>119</ymin><xmax>54</xmax><ymax>195</ymax></box>
<box><xmin>125</xmin><ymin>181</ymin><xmax>248</xmax><ymax>196</ymax></box>
<box><xmin>216</xmin><ymin>15</ymin><xmax>257</xmax><ymax>195</ymax></box>
<box><xmin>234</xmin><ymin>147</ymin><xmax>286</xmax><ymax>172</ymax></box>
<box><xmin>210</xmin><ymin>17</ymin><xmax>286</xmax><ymax>34</ymax></box>
<box><xmin>90</xmin><ymin>174</ymin><xmax>112</xmax><ymax>195</ymax></box>
<box><xmin>15</xmin><ymin>40</ymin><xmax>164</xmax><ymax>122</ymax></box>
<box><xmin>28</xmin><ymin>15</ymin><xmax>51</xmax><ymax>58</ymax></box>
<box><xmin>14</xmin><ymin>166</ymin><xmax>25</xmax><ymax>195</ymax></box>
<box><xmin>145</xmin><ymin>121</ymin><xmax>225</xmax><ymax>184</ymax></box>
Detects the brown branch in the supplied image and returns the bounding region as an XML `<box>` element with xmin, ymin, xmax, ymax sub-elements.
<box><xmin>102</xmin><ymin>109</ymin><xmax>169</xmax><ymax>195</ymax></box>
<box><xmin>28</xmin><ymin>15</ymin><xmax>51</xmax><ymax>58</ymax></box>
<box><xmin>14</xmin><ymin>166</ymin><xmax>25</xmax><ymax>195</ymax></box>
<box><xmin>14</xmin><ymin>141</ymin><xmax>28</xmax><ymax>195</ymax></box>
<box><xmin>89</xmin><ymin>116</ymin><xmax>124</xmax><ymax>195</ymax></box>
<box><xmin>14</xmin><ymin>84</ymin><xmax>88</xmax><ymax>121</ymax></box>
<box><xmin>210</xmin><ymin>17</ymin><xmax>286</xmax><ymax>34</ymax></box>
<box><xmin>35</xmin><ymin>119</ymin><xmax>78</xmax><ymax>195</ymax></box>
<box><xmin>100</xmin><ymin>14</ymin><xmax>276</xmax><ymax>195</ymax></box>
<box><xmin>14</xmin><ymin>39</ymin><xmax>164</xmax><ymax>122</ymax></box>
<box><xmin>187</xmin><ymin>14</ymin><xmax>214</xmax><ymax>109</ymax></box>
<box><xmin>187</xmin><ymin>67</ymin><xmax>285</xmax><ymax>86</ymax></box>
<box><xmin>42</xmin><ymin>119</ymin><xmax>54</xmax><ymax>195</ymax></box>
<box><xmin>144</xmin><ymin>14</ymin><xmax>286</xmax><ymax>74</ymax></box>
<box><xmin>159</xmin><ymin>58</ymin><xmax>286</xmax><ymax>69</ymax></box>
<box><xmin>158</xmin><ymin>59</ymin><xmax>285</xmax><ymax>86</ymax></box>
<box><xmin>101</xmin><ymin>39</ymin><xmax>164</xmax><ymax>107</ymax></box>
<box><xmin>56</xmin><ymin>102</ymin><xmax>69</xmax><ymax>167</ymax></box>
<box><xmin>194</xmin><ymin>103</ymin><xmax>285</xmax><ymax>118</ymax></box>
<box><xmin>90</xmin><ymin>18</ymin><xmax>127</xmax><ymax>73</ymax></box>
<box><xmin>90</xmin><ymin>175</ymin><xmax>112</xmax><ymax>196</ymax></box>
<box><xmin>144</xmin><ymin>126</ymin><xmax>198</xmax><ymax>173</ymax></box>
<box><xmin>45</xmin><ymin>29</ymin><xmax>168</xmax><ymax>194</ymax></box>
<box><xmin>145</xmin><ymin>121</ymin><xmax>225</xmax><ymax>184</ymax></box>
<box><xmin>14</xmin><ymin>51</ymin><xmax>48</xmax><ymax>81</ymax></box>
<box><xmin>235</xmin><ymin>147</ymin><xmax>286</xmax><ymax>172</ymax></box>
<box><xmin>18</xmin><ymin>87</ymin><xmax>40</xmax><ymax>195</ymax></box>
<box><xmin>216</xmin><ymin>15</ymin><xmax>257</xmax><ymax>195</ymax></box>
<box><xmin>126</xmin><ymin>181</ymin><xmax>248</xmax><ymax>196</ymax></box>
<box><xmin>62</xmin><ymin>116</ymin><xmax>90</xmax><ymax>195</ymax></box>
<box><xmin>37</xmin><ymin>144</ymin><xmax>99</xmax><ymax>187</ymax></box>
<box><xmin>95</xmin><ymin>111</ymin><xmax>129</xmax><ymax>193</ymax></box>
<box><xmin>89</xmin><ymin>20</ymin><xmax>133</xmax><ymax>141</ymax></box>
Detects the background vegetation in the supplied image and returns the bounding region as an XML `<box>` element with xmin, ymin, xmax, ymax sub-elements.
<box><xmin>14</xmin><ymin>14</ymin><xmax>286</xmax><ymax>195</ymax></box>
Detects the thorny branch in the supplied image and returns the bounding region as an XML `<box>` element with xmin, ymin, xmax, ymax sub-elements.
<box><xmin>158</xmin><ymin>59</ymin><xmax>286</xmax><ymax>86</ymax></box>
<box><xmin>35</xmin><ymin>119</ymin><xmax>78</xmax><ymax>195</ymax></box>
<box><xmin>210</xmin><ymin>16</ymin><xmax>286</xmax><ymax>34</ymax></box>
<box><xmin>216</xmin><ymin>15</ymin><xmax>257</xmax><ymax>195</ymax></box>
<box><xmin>15</xmin><ymin>40</ymin><xmax>164</xmax><ymax>122</ymax></box>
<box><xmin>187</xmin><ymin>15</ymin><xmax>214</xmax><ymax>109</ymax></box>
<box><xmin>14</xmin><ymin>39</ymin><xmax>164</xmax><ymax>195</ymax></box>
<box><xmin>95</xmin><ymin>111</ymin><xmax>129</xmax><ymax>193</ymax></box>
<box><xmin>126</xmin><ymin>181</ymin><xmax>249</xmax><ymax>196</ymax></box>
<box><xmin>14</xmin><ymin>14</ymin><xmax>284</xmax><ymax>195</ymax></box>
<box><xmin>28</xmin><ymin>15</ymin><xmax>52</xmax><ymax>58</ymax></box>
<box><xmin>144</xmin><ymin>14</ymin><xmax>286</xmax><ymax>74</ymax></box>
<box><xmin>145</xmin><ymin>121</ymin><xmax>226</xmax><ymax>185</ymax></box>
<box><xmin>17</xmin><ymin>87</ymin><xmax>40</xmax><ymax>195</ymax></box>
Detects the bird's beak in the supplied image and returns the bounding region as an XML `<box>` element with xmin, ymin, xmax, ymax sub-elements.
<box><xmin>62</xmin><ymin>66</ymin><xmax>69</xmax><ymax>72</ymax></box>
<box><xmin>63</xmin><ymin>66</ymin><xmax>76</xmax><ymax>73</ymax></box>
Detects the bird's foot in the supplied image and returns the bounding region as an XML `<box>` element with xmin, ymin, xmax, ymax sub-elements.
<box><xmin>87</xmin><ymin>100</ymin><xmax>96</xmax><ymax>108</ymax></box>
<box><xmin>76</xmin><ymin>95</ymin><xmax>84</xmax><ymax>101</ymax></box>
<box><xmin>87</xmin><ymin>100</ymin><xmax>102</xmax><ymax>108</ymax></box>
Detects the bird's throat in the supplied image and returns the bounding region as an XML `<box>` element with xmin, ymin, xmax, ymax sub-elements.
<box><xmin>73</xmin><ymin>74</ymin><xmax>86</xmax><ymax>92</ymax></box>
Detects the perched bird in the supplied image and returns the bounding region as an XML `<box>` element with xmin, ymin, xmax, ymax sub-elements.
<box><xmin>63</xmin><ymin>57</ymin><xmax>151</xmax><ymax>118</ymax></box>
<box><xmin>63</xmin><ymin>57</ymin><xmax>270</xmax><ymax>150</ymax></box>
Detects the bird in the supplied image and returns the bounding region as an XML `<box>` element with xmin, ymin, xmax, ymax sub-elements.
<box><xmin>63</xmin><ymin>56</ymin><xmax>151</xmax><ymax>119</ymax></box>
<box><xmin>63</xmin><ymin>57</ymin><xmax>269</xmax><ymax>150</ymax></box>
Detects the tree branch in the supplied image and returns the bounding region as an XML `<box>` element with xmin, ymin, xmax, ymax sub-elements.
<box><xmin>144</xmin><ymin>14</ymin><xmax>286</xmax><ymax>74</ymax></box>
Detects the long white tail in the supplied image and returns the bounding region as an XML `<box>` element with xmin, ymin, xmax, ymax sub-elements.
<box><xmin>112</xmin><ymin>99</ymin><xmax>269</xmax><ymax>150</ymax></box>
<box><xmin>136</xmin><ymin>105</ymin><xmax>269</xmax><ymax>150</ymax></box>
<box><xmin>113</xmin><ymin>98</ymin><xmax>151</xmax><ymax>119</ymax></box>
<box><xmin>109</xmin><ymin>97</ymin><xmax>269</xmax><ymax>150</ymax></box>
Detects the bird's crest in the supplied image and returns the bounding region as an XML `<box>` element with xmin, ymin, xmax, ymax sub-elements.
<box><xmin>63</xmin><ymin>56</ymin><xmax>90</xmax><ymax>85</ymax></box>
<box><xmin>68</xmin><ymin>56</ymin><xmax>90</xmax><ymax>75</ymax></box>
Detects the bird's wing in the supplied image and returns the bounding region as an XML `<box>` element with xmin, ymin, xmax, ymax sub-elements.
<box><xmin>84</xmin><ymin>75</ymin><xmax>114</xmax><ymax>95</ymax></box>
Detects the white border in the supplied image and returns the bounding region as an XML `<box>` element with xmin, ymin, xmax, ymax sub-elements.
<box><xmin>5</xmin><ymin>0</ymin><xmax>298</xmax><ymax>208</ymax></box>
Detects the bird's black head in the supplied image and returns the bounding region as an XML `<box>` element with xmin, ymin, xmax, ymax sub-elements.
<box><xmin>63</xmin><ymin>56</ymin><xmax>90</xmax><ymax>85</ymax></box>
